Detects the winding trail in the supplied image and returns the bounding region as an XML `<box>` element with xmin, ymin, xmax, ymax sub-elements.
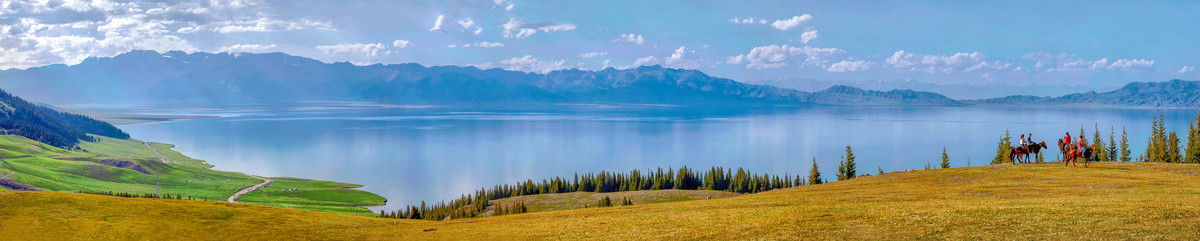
<box><xmin>227</xmin><ymin>175</ymin><xmax>272</xmax><ymax>203</ymax></box>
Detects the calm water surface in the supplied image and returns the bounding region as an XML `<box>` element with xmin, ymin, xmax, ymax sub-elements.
<box><xmin>115</xmin><ymin>104</ymin><xmax>1199</xmax><ymax>211</ymax></box>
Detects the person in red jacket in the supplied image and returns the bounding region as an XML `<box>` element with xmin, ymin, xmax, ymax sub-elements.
<box><xmin>1064</xmin><ymin>132</ymin><xmax>1072</xmax><ymax>150</ymax></box>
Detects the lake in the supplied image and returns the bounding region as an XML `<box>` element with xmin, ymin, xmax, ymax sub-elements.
<box><xmin>114</xmin><ymin>103</ymin><xmax>1198</xmax><ymax>211</ymax></box>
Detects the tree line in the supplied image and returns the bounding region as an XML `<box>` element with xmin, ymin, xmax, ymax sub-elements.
<box><xmin>379</xmin><ymin>146</ymin><xmax>869</xmax><ymax>221</ymax></box>
<box><xmin>76</xmin><ymin>190</ymin><xmax>197</xmax><ymax>200</ymax></box>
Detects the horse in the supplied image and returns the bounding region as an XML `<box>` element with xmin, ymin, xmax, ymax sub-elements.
<box><xmin>1012</xmin><ymin>141</ymin><xmax>1047</xmax><ymax>163</ymax></box>
<box><xmin>1063</xmin><ymin>144</ymin><xmax>1096</xmax><ymax>167</ymax></box>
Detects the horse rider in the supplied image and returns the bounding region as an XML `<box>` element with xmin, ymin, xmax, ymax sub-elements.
<box><xmin>1019</xmin><ymin>134</ymin><xmax>1027</xmax><ymax>148</ymax></box>
<box><xmin>1077</xmin><ymin>135</ymin><xmax>1087</xmax><ymax>152</ymax></box>
<box><xmin>1064</xmin><ymin>132</ymin><xmax>1072</xmax><ymax>150</ymax></box>
<box><xmin>1027</xmin><ymin>134</ymin><xmax>1033</xmax><ymax>146</ymax></box>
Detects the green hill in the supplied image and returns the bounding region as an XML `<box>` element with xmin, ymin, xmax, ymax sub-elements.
<box><xmin>4</xmin><ymin>162</ymin><xmax>1200</xmax><ymax>240</ymax></box>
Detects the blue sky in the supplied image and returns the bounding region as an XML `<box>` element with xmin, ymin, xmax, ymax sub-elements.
<box><xmin>1</xmin><ymin>0</ymin><xmax>1197</xmax><ymax>88</ymax></box>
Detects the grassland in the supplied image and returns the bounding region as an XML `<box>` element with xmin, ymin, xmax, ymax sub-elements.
<box><xmin>0</xmin><ymin>135</ymin><xmax>385</xmax><ymax>215</ymax></box>
<box><xmin>483</xmin><ymin>189</ymin><xmax>737</xmax><ymax>215</ymax></box>
<box><xmin>239</xmin><ymin>177</ymin><xmax>387</xmax><ymax>216</ymax></box>
<box><xmin>4</xmin><ymin>161</ymin><xmax>1200</xmax><ymax>240</ymax></box>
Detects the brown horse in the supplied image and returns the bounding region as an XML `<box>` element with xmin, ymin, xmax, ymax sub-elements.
<box><xmin>1063</xmin><ymin>144</ymin><xmax>1096</xmax><ymax>167</ymax></box>
<box><xmin>1011</xmin><ymin>141</ymin><xmax>1047</xmax><ymax>163</ymax></box>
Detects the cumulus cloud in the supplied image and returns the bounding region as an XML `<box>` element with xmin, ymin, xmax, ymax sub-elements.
<box><xmin>886</xmin><ymin>50</ymin><xmax>1010</xmax><ymax>73</ymax></box>
<box><xmin>664</xmin><ymin>46</ymin><xmax>699</xmax><ymax>69</ymax></box>
<box><xmin>826</xmin><ymin>60</ymin><xmax>870</xmax><ymax>72</ymax></box>
<box><xmin>799</xmin><ymin>30</ymin><xmax>818</xmax><ymax>43</ymax></box>
<box><xmin>613</xmin><ymin>33</ymin><xmax>645</xmax><ymax>45</ymax></box>
<box><xmin>393</xmin><ymin>40</ymin><xmax>411</xmax><ymax>48</ymax></box>
<box><xmin>477</xmin><ymin>55</ymin><xmax>569</xmax><ymax>74</ymax></box>
<box><xmin>456</xmin><ymin>18</ymin><xmax>483</xmax><ymax>34</ymax></box>
<box><xmin>500</xmin><ymin>18</ymin><xmax>576</xmax><ymax>39</ymax></box>
<box><xmin>632</xmin><ymin>56</ymin><xmax>660</xmax><ymax>67</ymax></box>
<box><xmin>729</xmin><ymin>17</ymin><xmax>768</xmax><ymax>24</ymax></box>
<box><xmin>771</xmin><ymin>15</ymin><xmax>812</xmax><ymax>31</ymax></box>
<box><xmin>430</xmin><ymin>15</ymin><xmax>445</xmax><ymax>31</ymax></box>
<box><xmin>217</xmin><ymin>44</ymin><xmax>276</xmax><ymax>53</ymax></box>
<box><xmin>1180</xmin><ymin>66</ymin><xmax>1195</xmax><ymax>73</ymax></box>
<box><xmin>316</xmin><ymin>43</ymin><xmax>391</xmax><ymax>56</ymax></box>
<box><xmin>452</xmin><ymin>41</ymin><xmax>504</xmax><ymax>48</ymax></box>
<box><xmin>726</xmin><ymin>45</ymin><xmax>844</xmax><ymax>69</ymax></box>
<box><xmin>580</xmin><ymin>51</ymin><xmax>608</xmax><ymax>58</ymax></box>
<box><xmin>1024</xmin><ymin>52</ymin><xmax>1155</xmax><ymax>72</ymax></box>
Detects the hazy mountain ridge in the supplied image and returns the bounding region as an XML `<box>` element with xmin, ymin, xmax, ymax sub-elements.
<box><xmin>0</xmin><ymin>50</ymin><xmax>958</xmax><ymax>106</ymax></box>
<box><xmin>966</xmin><ymin>79</ymin><xmax>1200</xmax><ymax>108</ymax></box>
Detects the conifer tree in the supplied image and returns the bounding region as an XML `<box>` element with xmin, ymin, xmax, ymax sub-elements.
<box><xmin>1108</xmin><ymin>126</ymin><xmax>1118</xmax><ymax>162</ymax></box>
<box><xmin>808</xmin><ymin>157</ymin><xmax>823</xmax><ymax>185</ymax></box>
<box><xmin>1168</xmin><ymin>131</ymin><xmax>1182</xmax><ymax>163</ymax></box>
<box><xmin>1121</xmin><ymin>127</ymin><xmax>1131</xmax><ymax>162</ymax></box>
<box><xmin>940</xmin><ymin>147</ymin><xmax>950</xmax><ymax>169</ymax></box>
<box><xmin>836</xmin><ymin>146</ymin><xmax>856</xmax><ymax>180</ymax></box>
<box><xmin>992</xmin><ymin>130</ymin><xmax>1012</xmax><ymax>164</ymax></box>
<box><xmin>1187</xmin><ymin>108</ymin><xmax>1200</xmax><ymax>163</ymax></box>
<box><xmin>878</xmin><ymin>166</ymin><xmax>883</xmax><ymax>175</ymax></box>
<box><xmin>1093</xmin><ymin>123</ymin><xmax>1108</xmax><ymax>162</ymax></box>
<box><xmin>598</xmin><ymin>196</ymin><xmax>612</xmax><ymax>207</ymax></box>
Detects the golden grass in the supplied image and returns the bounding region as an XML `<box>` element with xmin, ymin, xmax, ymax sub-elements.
<box><xmin>5</xmin><ymin>162</ymin><xmax>1200</xmax><ymax>240</ymax></box>
<box><xmin>484</xmin><ymin>189</ymin><xmax>738</xmax><ymax>215</ymax></box>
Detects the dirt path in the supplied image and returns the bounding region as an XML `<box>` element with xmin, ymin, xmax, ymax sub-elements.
<box><xmin>227</xmin><ymin>175</ymin><xmax>272</xmax><ymax>203</ymax></box>
<box><xmin>143</xmin><ymin>142</ymin><xmax>168</xmax><ymax>163</ymax></box>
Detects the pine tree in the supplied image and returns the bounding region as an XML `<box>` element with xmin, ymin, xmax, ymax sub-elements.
<box><xmin>1121</xmin><ymin>126</ymin><xmax>1131</xmax><ymax>162</ymax></box>
<box><xmin>1146</xmin><ymin>114</ymin><xmax>1168</xmax><ymax>162</ymax></box>
<box><xmin>992</xmin><ymin>130</ymin><xmax>1012</xmax><ymax>164</ymax></box>
<box><xmin>940</xmin><ymin>147</ymin><xmax>950</xmax><ymax>169</ymax></box>
<box><xmin>808</xmin><ymin>157</ymin><xmax>823</xmax><ymax>185</ymax></box>
<box><xmin>877</xmin><ymin>166</ymin><xmax>883</xmax><ymax>175</ymax></box>
<box><xmin>1168</xmin><ymin>131</ymin><xmax>1182</xmax><ymax>163</ymax></box>
<box><xmin>1093</xmin><ymin>123</ymin><xmax>1108</xmax><ymax>162</ymax></box>
<box><xmin>598</xmin><ymin>196</ymin><xmax>612</xmax><ymax>207</ymax></box>
<box><xmin>1187</xmin><ymin>108</ymin><xmax>1200</xmax><ymax>163</ymax></box>
<box><xmin>836</xmin><ymin>146</ymin><xmax>856</xmax><ymax>180</ymax></box>
<box><xmin>1108</xmin><ymin>126</ymin><xmax>1118</xmax><ymax>162</ymax></box>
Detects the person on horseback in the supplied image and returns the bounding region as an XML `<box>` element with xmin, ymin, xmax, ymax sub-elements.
<box><xmin>1027</xmin><ymin>134</ymin><xmax>1033</xmax><ymax>146</ymax></box>
<box><xmin>1077</xmin><ymin>135</ymin><xmax>1087</xmax><ymax>152</ymax></box>
<box><xmin>1019</xmin><ymin>134</ymin><xmax>1027</xmax><ymax>146</ymax></box>
<box><xmin>1064</xmin><ymin>132</ymin><xmax>1072</xmax><ymax>150</ymax></box>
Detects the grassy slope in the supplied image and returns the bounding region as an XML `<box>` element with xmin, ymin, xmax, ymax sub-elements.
<box><xmin>5</xmin><ymin>162</ymin><xmax>1200</xmax><ymax>240</ymax></box>
<box><xmin>0</xmin><ymin>135</ymin><xmax>384</xmax><ymax>215</ymax></box>
<box><xmin>484</xmin><ymin>189</ymin><xmax>738</xmax><ymax>215</ymax></box>
<box><xmin>239</xmin><ymin>177</ymin><xmax>387</xmax><ymax>216</ymax></box>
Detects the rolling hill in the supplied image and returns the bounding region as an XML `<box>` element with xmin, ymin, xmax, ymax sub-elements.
<box><xmin>3</xmin><ymin>161</ymin><xmax>1200</xmax><ymax>240</ymax></box>
<box><xmin>0</xmin><ymin>88</ymin><xmax>128</xmax><ymax>148</ymax></box>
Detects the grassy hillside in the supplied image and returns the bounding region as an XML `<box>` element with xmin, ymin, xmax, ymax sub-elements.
<box><xmin>4</xmin><ymin>162</ymin><xmax>1200</xmax><ymax>240</ymax></box>
<box><xmin>0</xmin><ymin>135</ymin><xmax>385</xmax><ymax>216</ymax></box>
<box><xmin>483</xmin><ymin>189</ymin><xmax>737</xmax><ymax>215</ymax></box>
<box><xmin>239</xmin><ymin>177</ymin><xmax>387</xmax><ymax>216</ymax></box>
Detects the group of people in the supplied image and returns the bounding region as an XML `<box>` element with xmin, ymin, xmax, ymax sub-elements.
<box><xmin>1018</xmin><ymin>133</ymin><xmax>1035</xmax><ymax>148</ymax></box>
<box><xmin>1060</xmin><ymin>131</ymin><xmax>1089</xmax><ymax>152</ymax></box>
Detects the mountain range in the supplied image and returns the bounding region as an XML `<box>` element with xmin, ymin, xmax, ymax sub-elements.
<box><xmin>0</xmin><ymin>50</ymin><xmax>1195</xmax><ymax>108</ymax></box>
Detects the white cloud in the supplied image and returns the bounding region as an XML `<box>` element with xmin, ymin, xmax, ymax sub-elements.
<box><xmin>729</xmin><ymin>17</ymin><xmax>768</xmax><ymax>24</ymax></box>
<box><xmin>478</xmin><ymin>55</ymin><xmax>569</xmax><ymax>74</ymax></box>
<box><xmin>632</xmin><ymin>56</ymin><xmax>660</xmax><ymax>67</ymax></box>
<box><xmin>316</xmin><ymin>43</ymin><xmax>391</xmax><ymax>56</ymax></box>
<box><xmin>393</xmin><ymin>40</ymin><xmax>411</xmax><ymax>48</ymax></box>
<box><xmin>457</xmin><ymin>19</ymin><xmax>475</xmax><ymax>29</ymax></box>
<box><xmin>454</xmin><ymin>41</ymin><xmax>504</xmax><ymax>48</ymax></box>
<box><xmin>430</xmin><ymin>15</ymin><xmax>445</xmax><ymax>31</ymax></box>
<box><xmin>886</xmin><ymin>50</ymin><xmax>1009</xmax><ymax>73</ymax></box>
<box><xmin>826</xmin><ymin>60</ymin><xmax>870</xmax><ymax>72</ymax></box>
<box><xmin>185</xmin><ymin>18</ymin><xmax>335</xmax><ymax>34</ymax></box>
<box><xmin>580</xmin><ymin>51</ymin><xmax>608</xmax><ymax>58</ymax></box>
<box><xmin>664</xmin><ymin>46</ymin><xmax>699</xmax><ymax>69</ymax></box>
<box><xmin>1180</xmin><ymin>66</ymin><xmax>1195</xmax><ymax>73</ymax></box>
<box><xmin>1026</xmin><ymin>52</ymin><xmax>1155</xmax><ymax>72</ymax></box>
<box><xmin>799</xmin><ymin>30</ymin><xmax>818</xmax><ymax>44</ymax></box>
<box><xmin>726</xmin><ymin>45</ymin><xmax>844</xmax><ymax>69</ymax></box>
<box><xmin>538</xmin><ymin>24</ymin><xmax>576</xmax><ymax>32</ymax></box>
<box><xmin>613</xmin><ymin>33</ymin><xmax>645</xmax><ymax>45</ymax></box>
<box><xmin>501</xmin><ymin>18</ymin><xmax>576</xmax><ymax>39</ymax></box>
<box><xmin>217</xmin><ymin>44</ymin><xmax>276</xmax><ymax>53</ymax></box>
<box><xmin>771</xmin><ymin>15</ymin><xmax>812</xmax><ymax>31</ymax></box>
